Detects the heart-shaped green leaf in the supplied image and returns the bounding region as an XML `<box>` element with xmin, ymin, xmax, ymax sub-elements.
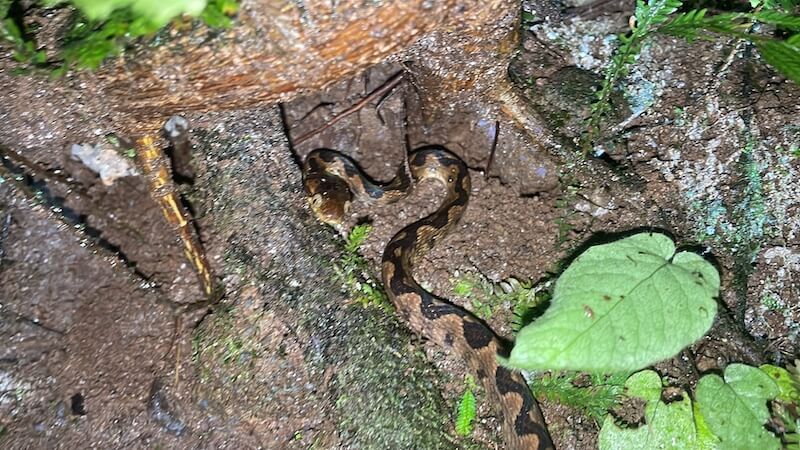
<box><xmin>695</xmin><ymin>364</ymin><xmax>782</xmax><ymax>450</ymax></box>
<box><xmin>508</xmin><ymin>233</ymin><xmax>718</xmax><ymax>372</ymax></box>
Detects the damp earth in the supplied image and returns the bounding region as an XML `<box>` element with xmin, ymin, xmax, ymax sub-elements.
<box><xmin>1</xmin><ymin>0</ymin><xmax>798</xmax><ymax>449</ymax></box>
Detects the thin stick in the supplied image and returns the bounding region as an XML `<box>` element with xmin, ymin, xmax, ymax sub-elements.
<box><xmin>137</xmin><ymin>135</ymin><xmax>215</xmax><ymax>298</ymax></box>
<box><xmin>375</xmin><ymin>79</ymin><xmax>403</xmax><ymax>126</ymax></box>
<box><xmin>297</xmin><ymin>102</ymin><xmax>335</xmax><ymax>122</ymax></box>
<box><xmin>292</xmin><ymin>72</ymin><xmax>404</xmax><ymax>146</ymax></box>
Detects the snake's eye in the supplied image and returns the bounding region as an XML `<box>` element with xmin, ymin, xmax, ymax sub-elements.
<box><xmin>310</xmin><ymin>193</ymin><xmax>323</xmax><ymax>208</ymax></box>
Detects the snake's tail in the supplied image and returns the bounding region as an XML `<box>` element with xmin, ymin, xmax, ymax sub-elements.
<box><xmin>469</xmin><ymin>331</ymin><xmax>553</xmax><ymax>450</ymax></box>
<box><xmin>382</xmin><ymin>270</ymin><xmax>553</xmax><ymax>449</ymax></box>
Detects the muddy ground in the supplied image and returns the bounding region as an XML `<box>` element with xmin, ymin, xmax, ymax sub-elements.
<box><xmin>1</xmin><ymin>1</ymin><xmax>799</xmax><ymax>449</ymax></box>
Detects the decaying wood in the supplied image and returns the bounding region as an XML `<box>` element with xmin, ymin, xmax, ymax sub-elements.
<box><xmin>99</xmin><ymin>0</ymin><xmax>521</xmax><ymax>125</ymax></box>
<box><xmin>92</xmin><ymin>0</ymin><xmax>583</xmax><ymax>174</ymax></box>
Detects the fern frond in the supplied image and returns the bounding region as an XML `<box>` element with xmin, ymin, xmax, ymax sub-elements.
<box><xmin>345</xmin><ymin>224</ymin><xmax>372</xmax><ymax>253</ymax></box>
<box><xmin>638</xmin><ymin>0</ymin><xmax>683</xmax><ymax>28</ymax></box>
<box><xmin>756</xmin><ymin>38</ymin><xmax>800</xmax><ymax>83</ymax></box>
<box><xmin>657</xmin><ymin>9</ymin><xmax>707</xmax><ymax>40</ymax></box>
<box><xmin>455</xmin><ymin>389</ymin><xmax>477</xmax><ymax>436</ymax></box>
<box><xmin>673</xmin><ymin>8</ymin><xmax>708</xmax><ymax>27</ymax></box>
<box><xmin>658</xmin><ymin>7</ymin><xmax>800</xmax><ymax>84</ymax></box>
<box><xmin>660</xmin><ymin>11</ymin><xmax>752</xmax><ymax>37</ymax></box>
<box><xmin>531</xmin><ymin>372</ymin><xmax>627</xmax><ymax>423</ymax></box>
<box><xmin>751</xmin><ymin>0</ymin><xmax>800</xmax><ymax>14</ymax></box>
<box><xmin>581</xmin><ymin>0</ymin><xmax>686</xmax><ymax>154</ymax></box>
<box><xmin>582</xmin><ymin>0</ymin><xmax>799</xmax><ymax>152</ymax></box>
<box><xmin>747</xmin><ymin>10</ymin><xmax>800</xmax><ymax>30</ymax></box>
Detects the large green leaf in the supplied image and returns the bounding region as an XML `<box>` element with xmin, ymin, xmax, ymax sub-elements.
<box><xmin>598</xmin><ymin>370</ymin><xmax>717</xmax><ymax>450</ymax></box>
<box><xmin>508</xmin><ymin>233</ymin><xmax>718</xmax><ymax>372</ymax></box>
<box><xmin>695</xmin><ymin>364</ymin><xmax>782</xmax><ymax>450</ymax></box>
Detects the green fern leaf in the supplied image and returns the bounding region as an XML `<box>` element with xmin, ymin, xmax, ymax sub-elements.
<box><xmin>345</xmin><ymin>224</ymin><xmax>372</xmax><ymax>253</ymax></box>
<box><xmin>757</xmin><ymin>39</ymin><xmax>800</xmax><ymax>83</ymax></box>
<box><xmin>635</xmin><ymin>0</ymin><xmax>650</xmax><ymax>19</ymax></box>
<box><xmin>659</xmin><ymin>8</ymin><xmax>708</xmax><ymax>39</ymax></box>
<box><xmin>639</xmin><ymin>0</ymin><xmax>683</xmax><ymax>28</ymax></box>
<box><xmin>778</xmin><ymin>0</ymin><xmax>800</xmax><ymax>11</ymax></box>
<box><xmin>455</xmin><ymin>389</ymin><xmax>477</xmax><ymax>436</ymax></box>
<box><xmin>748</xmin><ymin>10</ymin><xmax>800</xmax><ymax>30</ymax></box>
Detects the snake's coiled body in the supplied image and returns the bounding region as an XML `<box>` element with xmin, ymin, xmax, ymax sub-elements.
<box><xmin>303</xmin><ymin>147</ymin><xmax>552</xmax><ymax>450</ymax></box>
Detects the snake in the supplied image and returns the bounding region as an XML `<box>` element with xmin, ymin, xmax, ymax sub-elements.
<box><xmin>303</xmin><ymin>146</ymin><xmax>553</xmax><ymax>450</ymax></box>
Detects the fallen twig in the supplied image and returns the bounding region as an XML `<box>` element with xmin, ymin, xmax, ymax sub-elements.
<box><xmin>292</xmin><ymin>72</ymin><xmax>405</xmax><ymax>146</ymax></box>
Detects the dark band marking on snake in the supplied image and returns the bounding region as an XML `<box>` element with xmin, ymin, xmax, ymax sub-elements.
<box><xmin>303</xmin><ymin>146</ymin><xmax>553</xmax><ymax>449</ymax></box>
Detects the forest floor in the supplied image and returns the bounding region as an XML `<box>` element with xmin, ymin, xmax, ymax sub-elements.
<box><xmin>1</xmin><ymin>0</ymin><xmax>798</xmax><ymax>449</ymax></box>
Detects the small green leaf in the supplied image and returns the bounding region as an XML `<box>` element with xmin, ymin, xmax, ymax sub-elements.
<box><xmin>2</xmin><ymin>17</ymin><xmax>22</xmax><ymax>43</ymax></box>
<box><xmin>200</xmin><ymin>0</ymin><xmax>239</xmax><ymax>29</ymax></box>
<box><xmin>12</xmin><ymin>49</ymin><xmax>26</xmax><ymax>62</ymax></box>
<box><xmin>508</xmin><ymin>233</ymin><xmax>719</xmax><ymax>372</ymax></box>
<box><xmin>200</xmin><ymin>5</ymin><xmax>231</xmax><ymax>28</ymax></box>
<box><xmin>696</xmin><ymin>364</ymin><xmax>782</xmax><ymax>450</ymax></box>
<box><xmin>0</xmin><ymin>0</ymin><xmax>12</xmax><ymax>18</ymax></box>
<box><xmin>453</xmin><ymin>279</ymin><xmax>474</xmax><ymax>297</ymax></box>
<box><xmin>521</xmin><ymin>10</ymin><xmax>536</xmax><ymax>24</ymax></box>
<box><xmin>599</xmin><ymin>370</ymin><xmax>714</xmax><ymax>450</ymax></box>
<box><xmin>127</xmin><ymin>17</ymin><xmax>161</xmax><ymax>37</ymax></box>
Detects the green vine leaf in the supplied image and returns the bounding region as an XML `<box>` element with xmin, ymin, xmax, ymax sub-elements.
<box><xmin>508</xmin><ymin>233</ymin><xmax>719</xmax><ymax>372</ymax></box>
<box><xmin>695</xmin><ymin>364</ymin><xmax>782</xmax><ymax>450</ymax></box>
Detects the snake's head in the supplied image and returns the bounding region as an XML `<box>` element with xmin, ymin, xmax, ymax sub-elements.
<box><xmin>304</xmin><ymin>173</ymin><xmax>352</xmax><ymax>230</ymax></box>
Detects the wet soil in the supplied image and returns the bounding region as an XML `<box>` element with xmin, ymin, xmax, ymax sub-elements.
<box><xmin>1</xmin><ymin>1</ymin><xmax>799</xmax><ymax>449</ymax></box>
